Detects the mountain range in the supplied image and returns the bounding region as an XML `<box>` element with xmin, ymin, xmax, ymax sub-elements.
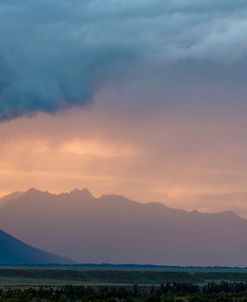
<box><xmin>0</xmin><ymin>229</ymin><xmax>73</xmax><ymax>265</ymax></box>
<box><xmin>0</xmin><ymin>188</ymin><xmax>247</xmax><ymax>266</ymax></box>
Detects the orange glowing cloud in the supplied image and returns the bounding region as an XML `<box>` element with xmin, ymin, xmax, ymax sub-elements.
<box><xmin>1</xmin><ymin>93</ymin><xmax>247</xmax><ymax>218</ymax></box>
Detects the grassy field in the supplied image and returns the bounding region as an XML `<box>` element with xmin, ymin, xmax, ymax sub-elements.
<box><xmin>1</xmin><ymin>266</ymin><xmax>247</xmax><ymax>287</ymax></box>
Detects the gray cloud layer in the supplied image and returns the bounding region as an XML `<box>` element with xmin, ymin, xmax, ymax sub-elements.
<box><xmin>1</xmin><ymin>0</ymin><xmax>247</xmax><ymax>120</ymax></box>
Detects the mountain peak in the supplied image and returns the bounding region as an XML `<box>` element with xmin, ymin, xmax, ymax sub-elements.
<box><xmin>27</xmin><ymin>188</ymin><xmax>43</xmax><ymax>194</ymax></box>
<box><xmin>69</xmin><ymin>188</ymin><xmax>94</xmax><ymax>200</ymax></box>
<box><xmin>218</xmin><ymin>210</ymin><xmax>240</xmax><ymax>219</ymax></box>
<box><xmin>25</xmin><ymin>188</ymin><xmax>52</xmax><ymax>197</ymax></box>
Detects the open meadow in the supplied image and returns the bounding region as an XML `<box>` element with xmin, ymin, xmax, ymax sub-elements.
<box><xmin>1</xmin><ymin>266</ymin><xmax>247</xmax><ymax>287</ymax></box>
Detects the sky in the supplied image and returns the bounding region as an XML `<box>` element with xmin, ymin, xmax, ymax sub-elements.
<box><xmin>1</xmin><ymin>0</ymin><xmax>247</xmax><ymax>216</ymax></box>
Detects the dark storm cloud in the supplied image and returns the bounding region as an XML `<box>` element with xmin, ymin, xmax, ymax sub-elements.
<box><xmin>0</xmin><ymin>0</ymin><xmax>247</xmax><ymax>121</ymax></box>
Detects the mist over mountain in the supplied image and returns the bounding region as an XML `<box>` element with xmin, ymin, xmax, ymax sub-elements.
<box><xmin>0</xmin><ymin>188</ymin><xmax>246</xmax><ymax>266</ymax></box>
<box><xmin>0</xmin><ymin>229</ymin><xmax>73</xmax><ymax>265</ymax></box>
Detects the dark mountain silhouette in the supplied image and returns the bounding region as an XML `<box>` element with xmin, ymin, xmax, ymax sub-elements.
<box><xmin>0</xmin><ymin>188</ymin><xmax>246</xmax><ymax>266</ymax></box>
<box><xmin>0</xmin><ymin>229</ymin><xmax>74</xmax><ymax>265</ymax></box>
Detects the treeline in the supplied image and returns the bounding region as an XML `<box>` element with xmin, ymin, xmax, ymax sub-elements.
<box><xmin>202</xmin><ymin>282</ymin><xmax>247</xmax><ymax>294</ymax></box>
<box><xmin>1</xmin><ymin>283</ymin><xmax>247</xmax><ymax>302</ymax></box>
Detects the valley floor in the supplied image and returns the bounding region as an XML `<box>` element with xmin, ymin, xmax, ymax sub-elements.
<box><xmin>1</xmin><ymin>266</ymin><xmax>247</xmax><ymax>287</ymax></box>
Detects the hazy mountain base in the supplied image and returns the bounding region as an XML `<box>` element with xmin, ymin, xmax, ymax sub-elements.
<box><xmin>0</xmin><ymin>188</ymin><xmax>246</xmax><ymax>266</ymax></box>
